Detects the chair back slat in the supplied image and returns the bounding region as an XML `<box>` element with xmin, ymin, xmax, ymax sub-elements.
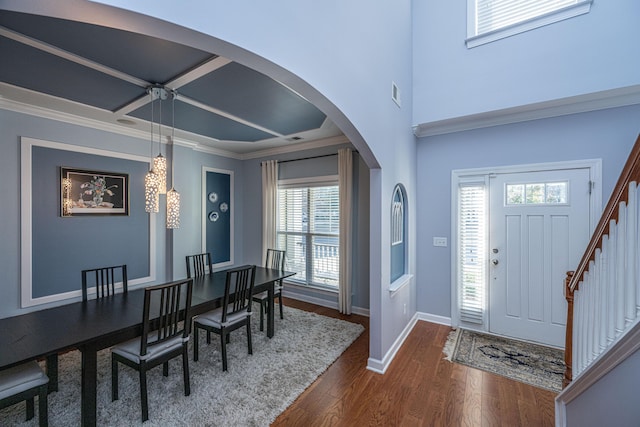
<box><xmin>81</xmin><ymin>264</ymin><xmax>128</xmax><ymax>301</ymax></box>
<box><xmin>185</xmin><ymin>253</ymin><xmax>213</xmax><ymax>278</ymax></box>
<box><xmin>222</xmin><ymin>265</ymin><xmax>256</xmax><ymax>323</ymax></box>
<box><xmin>140</xmin><ymin>278</ymin><xmax>193</xmax><ymax>357</ymax></box>
<box><xmin>266</xmin><ymin>249</ymin><xmax>285</xmax><ymax>270</ymax></box>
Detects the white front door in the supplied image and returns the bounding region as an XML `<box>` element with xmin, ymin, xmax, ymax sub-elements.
<box><xmin>488</xmin><ymin>168</ymin><xmax>591</xmax><ymax>347</ymax></box>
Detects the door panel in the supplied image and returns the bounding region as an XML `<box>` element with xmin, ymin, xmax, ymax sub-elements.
<box><xmin>489</xmin><ymin>168</ymin><xmax>590</xmax><ymax>347</ymax></box>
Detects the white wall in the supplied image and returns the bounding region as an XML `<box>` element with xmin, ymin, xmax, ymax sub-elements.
<box><xmin>412</xmin><ymin>0</ymin><xmax>640</xmax><ymax>124</ymax></box>
<box><xmin>416</xmin><ymin>105</ymin><xmax>640</xmax><ymax>318</ymax></box>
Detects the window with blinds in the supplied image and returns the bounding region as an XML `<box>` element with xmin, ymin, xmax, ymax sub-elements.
<box><xmin>277</xmin><ymin>182</ymin><xmax>340</xmax><ymax>289</ymax></box>
<box><xmin>467</xmin><ymin>0</ymin><xmax>592</xmax><ymax>48</ymax></box>
<box><xmin>458</xmin><ymin>182</ymin><xmax>487</xmax><ymax>324</ymax></box>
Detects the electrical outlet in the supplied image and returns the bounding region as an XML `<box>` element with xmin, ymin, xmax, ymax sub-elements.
<box><xmin>433</xmin><ymin>237</ymin><xmax>448</xmax><ymax>247</ymax></box>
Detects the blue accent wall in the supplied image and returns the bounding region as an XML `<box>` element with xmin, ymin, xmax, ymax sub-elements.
<box><xmin>205</xmin><ymin>170</ymin><xmax>231</xmax><ymax>265</ymax></box>
<box><xmin>31</xmin><ymin>146</ymin><xmax>150</xmax><ymax>297</ymax></box>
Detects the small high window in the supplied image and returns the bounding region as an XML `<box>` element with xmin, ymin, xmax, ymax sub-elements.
<box><xmin>466</xmin><ymin>0</ymin><xmax>592</xmax><ymax>48</ymax></box>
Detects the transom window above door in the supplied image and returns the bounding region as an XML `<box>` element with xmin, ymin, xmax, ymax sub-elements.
<box><xmin>505</xmin><ymin>181</ymin><xmax>568</xmax><ymax>205</ymax></box>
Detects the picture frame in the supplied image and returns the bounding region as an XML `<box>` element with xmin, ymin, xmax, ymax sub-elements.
<box><xmin>60</xmin><ymin>167</ymin><xmax>129</xmax><ymax>216</ymax></box>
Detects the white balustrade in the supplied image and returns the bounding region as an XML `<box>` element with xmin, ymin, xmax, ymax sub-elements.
<box><xmin>571</xmin><ymin>182</ymin><xmax>640</xmax><ymax>378</ymax></box>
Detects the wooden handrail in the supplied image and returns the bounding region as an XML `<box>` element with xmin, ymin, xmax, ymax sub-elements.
<box><xmin>564</xmin><ymin>133</ymin><xmax>640</xmax><ymax>387</ymax></box>
<box><xmin>568</xmin><ymin>134</ymin><xmax>640</xmax><ymax>293</ymax></box>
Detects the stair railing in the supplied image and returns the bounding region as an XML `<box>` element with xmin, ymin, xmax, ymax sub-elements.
<box><xmin>564</xmin><ymin>134</ymin><xmax>640</xmax><ymax>387</ymax></box>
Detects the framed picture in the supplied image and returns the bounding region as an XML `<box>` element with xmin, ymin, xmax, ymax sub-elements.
<box><xmin>60</xmin><ymin>167</ymin><xmax>129</xmax><ymax>216</ymax></box>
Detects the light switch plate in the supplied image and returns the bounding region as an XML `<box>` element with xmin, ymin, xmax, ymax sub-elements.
<box><xmin>433</xmin><ymin>237</ymin><xmax>448</xmax><ymax>247</ymax></box>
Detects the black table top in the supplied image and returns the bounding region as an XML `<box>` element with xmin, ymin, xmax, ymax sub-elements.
<box><xmin>0</xmin><ymin>266</ymin><xmax>295</xmax><ymax>370</ymax></box>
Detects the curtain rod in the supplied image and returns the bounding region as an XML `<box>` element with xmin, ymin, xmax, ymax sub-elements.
<box><xmin>276</xmin><ymin>150</ymin><xmax>357</xmax><ymax>164</ymax></box>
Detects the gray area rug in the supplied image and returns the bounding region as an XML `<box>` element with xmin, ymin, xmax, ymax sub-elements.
<box><xmin>444</xmin><ymin>329</ymin><xmax>564</xmax><ymax>392</ymax></box>
<box><xmin>1</xmin><ymin>305</ymin><xmax>364</xmax><ymax>426</ymax></box>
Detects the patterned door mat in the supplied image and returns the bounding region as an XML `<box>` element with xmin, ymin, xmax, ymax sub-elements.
<box><xmin>444</xmin><ymin>329</ymin><xmax>564</xmax><ymax>392</ymax></box>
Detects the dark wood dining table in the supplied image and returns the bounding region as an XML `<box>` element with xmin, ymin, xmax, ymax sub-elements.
<box><xmin>0</xmin><ymin>266</ymin><xmax>295</xmax><ymax>426</ymax></box>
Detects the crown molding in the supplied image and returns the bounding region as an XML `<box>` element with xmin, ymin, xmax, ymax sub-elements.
<box><xmin>413</xmin><ymin>85</ymin><xmax>640</xmax><ymax>138</ymax></box>
<box><xmin>240</xmin><ymin>134</ymin><xmax>351</xmax><ymax>160</ymax></box>
<box><xmin>0</xmin><ymin>95</ymin><xmax>346</xmax><ymax>160</ymax></box>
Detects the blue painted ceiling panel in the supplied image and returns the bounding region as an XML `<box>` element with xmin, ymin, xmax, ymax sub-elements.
<box><xmin>0</xmin><ymin>38</ymin><xmax>145</xmax><ymax>111</ymax></box>
<box><xmin>128</xmin><ymin>99</ymin><xmax>274</xmax><ymax>142</ymax></box>
<box><xmin>179</xmin><ymin>62</ymin><xmax>327</xmax><ymax>135</ymax></box>
<box><xmin>0</xmin><ymin>11</ymin><xmax>214</xmax><ymax>84</ymax></box>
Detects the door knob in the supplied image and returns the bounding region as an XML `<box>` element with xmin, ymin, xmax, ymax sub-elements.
<box><xmin>491</xmin><ymin>259</ymin><xmax>499</xmax><ymax>265</ymax></box>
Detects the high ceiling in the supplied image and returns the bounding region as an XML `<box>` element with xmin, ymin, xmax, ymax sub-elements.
<box><xmin>0</xmin><ymin>10</ymin><xmax>345</xmax><ymax>157</ymax></box>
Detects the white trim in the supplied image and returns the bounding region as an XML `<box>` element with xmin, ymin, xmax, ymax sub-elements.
<box><xmin>555</xmin><ymin>318</ymin><xmax>640</xmax><ymax>427</ymax></box>
<box><xmin>367</xmin><ymin>313</ymin><xmax>419</xmax><ymax>374</ymax></box>
<box><xmin>413</xmin><ymin>85</ymin><xmax>640</xmax><ymax>138</ymax></box>
<box><xmin>201</xmin><ymin>166</ymin><xmax>235</xmax><ymax>268</ymax></box>
<box><xmin>241</xmin><ymin>135</ymin><xmax>350</xmax><ymax>160</ymax></box>
<box><xmin>281</xmin><ymin>287</ymin><xmax>369</xmax><ymax>317</ymax></box>
<box><xmin>466</xmin><ymin>0</ymin><xmax>592</xmax><ymax>49</ymax></box>
<box><xmin>20</xmin><ymin>137</ymin><xmax>156</xmax><ymax>308</ymax></box>
<box><xmin>417</xmin><ymin>311</ymin><xmax>452</xmax><ymax>326</ymax></box>
<box><xmin>450</xmin><ymin>159</ymin><xmax>602</xmax><ymax>330</ymax></box>
<box><xmin>388</xmin><ymin>273</ymin><xmax>413</xmax><ymax>295</ymax></box>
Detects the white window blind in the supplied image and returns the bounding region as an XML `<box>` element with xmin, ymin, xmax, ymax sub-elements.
<box><xmin>277</xmin><ymin>183</ymin><xmax>340</xmax><ymax>288</ymax></box>
<box><xmin>467</xmin><ymin>0</ymin><xmax>592</xmax><ymax>48</ymax></box>
<box><xmin>458</xmin><ymin>182</ymin><xmax>487</xmax><ymax>324</ymax></box>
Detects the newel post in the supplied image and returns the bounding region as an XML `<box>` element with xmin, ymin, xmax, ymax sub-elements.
<box><xmin>563</xmin><ymin>271</ymin><xmax>576</xmax><ymax>388</ymax></box>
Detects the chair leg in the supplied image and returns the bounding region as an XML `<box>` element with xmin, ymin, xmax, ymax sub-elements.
<box><xmin>182</xmin><ymin>346</ymin><xmax>191</xmax><ymax>396</ymax></box>
<box><xmin>206</xmin><ymin>331</ymin><xmax>211</xmax><ymax>344</ymax></box>
<box><xmin>139</xmin><ymin>368</ymin><xmax>149</xmax><ymax>422</ymax></box>
<box><xmin>38</xmin><ymin>383</ymin><xmax>48</xmax><ymax>427</ymax></box>
<box><xmin>220</xmin><ymin>330</ymin><xmax>228</xmax><ymax>371</ymax></box>
<box><xmin>25</xmin><ymin>397</ymin><xmax>34</xmax><ymax>421</ymax></box>
<box><xmin>279</xmin><ymin>294</ymin><xmax>284</xmax><ymax>319</ymax></box>
<box><xmin>259</xmin><ymin>300</ymin><xmax>265</xmax><ymax>331</ymax></box>
<box><xmin>163</xmin><ymin>361</ymin><xmax>169</xmax><ymax>377</ymax></box>
<box><xmin>193</xmin><ymin>326</ymin><xmax>200</xmax><ymax>362</ymax></box>
<box><xmin>111</xmin><ymin>356</ymin><xmax>119</xmax><ymax>401</ymax></box>
<box><xmin>247</xmin><ymin>320</ymin><xmax>253</xmax><ymax>355</ymax></box>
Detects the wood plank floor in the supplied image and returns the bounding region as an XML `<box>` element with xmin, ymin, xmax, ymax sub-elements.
<box><xmin>273</xmin><ymin>298</ymin><xmax>557</xmax><ymax>427</ymax></box>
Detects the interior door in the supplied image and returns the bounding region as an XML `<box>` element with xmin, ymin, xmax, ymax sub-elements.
<box><xmin>488</xmin><ymin>168</ymin><xmax>591</xmax><ymax>347</ymax></box>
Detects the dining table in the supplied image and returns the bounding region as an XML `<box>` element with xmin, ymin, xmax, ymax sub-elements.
<box><xmin>0</xmin><ymin>266</ymin><xmax>295</xmax><ymax>426</ymax></box>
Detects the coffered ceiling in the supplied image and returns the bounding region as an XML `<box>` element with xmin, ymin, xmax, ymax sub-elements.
<box><xmin>0</xmin><ymin>9</ymin><xmax>345</xmax><ymax>157</ymax></box>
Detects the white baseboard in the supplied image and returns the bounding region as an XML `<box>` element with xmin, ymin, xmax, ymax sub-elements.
<box><xmin>367</xmin><ymin>313</ymin><xmax>419</xmax><ymax>374</ymax></box>
<box><xmin>367</xmin><ymin>311</ymin><xmax>452</xmax><ymax>374</ymax></box>
<box><xmin>417</xmin><ymin>311</ymin><xmax>452</xmax><ymax>326</ymax></box>
<box><xmin>282</xmin><ymin>289</ymin><xmax>369</xmax><ymax>317</ymax></box>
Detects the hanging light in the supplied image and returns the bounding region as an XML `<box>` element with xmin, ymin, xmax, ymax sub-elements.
<box><xmin>154</xmin><ymin>89</ymin><xmax>167</xmax><ymax>194</ymax></box>
<box><xmin>166</xmin><ymin>90</ymin><xmax>181</xmax><ymax>229</ymax></box>
<box><xmin>62</xmin><ymin>177</ymin><xmax>73</xmax><ymax>216</ymax></box>
<box><xmin>144</xmin><ymin>88</ymin><xmax>160</xmax><ymax>213</ymax></box>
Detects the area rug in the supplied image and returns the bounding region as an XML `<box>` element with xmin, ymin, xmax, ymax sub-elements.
<box><xmin>444</xmin><ymin>329</ymin><xmax>564</xmax><ymax>393</ymax></box>
<box><xmin>0</xmin><ymin>306</ymin><xmax>364</xmax><ymax>426</ymax></box>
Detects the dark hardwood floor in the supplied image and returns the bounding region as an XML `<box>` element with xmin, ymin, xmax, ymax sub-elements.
<box><xmin>273</xmin><ymin>298</ymin><xmax>557</xmax><ymax>427</ymax></box>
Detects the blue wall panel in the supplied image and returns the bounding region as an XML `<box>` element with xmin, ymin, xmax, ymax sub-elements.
<box><xmin>205</xmin><ymin>170</ymin><xmax>231</xmax><ymax>265</ymax></box>
<box><xmin>31</xmin><ymin>146</ymin><xmax>149</xmax><ymax>297</ymax></box>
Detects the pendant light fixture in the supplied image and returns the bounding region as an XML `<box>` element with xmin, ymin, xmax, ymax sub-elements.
<box><xmin>153</xmin><ymin>89</ymin><xmax>167</xmax><ymax>194</ymax></box>
<box><xmin>144</xmin><ymin>88</ymin><xmax>160</xmax><ymax>213</ymax></box>
<box><xmin>166</xmin><ymin>90</ymin><xmax>181</xmax><ymax>229</ymax></box>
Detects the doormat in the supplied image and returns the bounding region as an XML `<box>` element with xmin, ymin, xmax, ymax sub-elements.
<box><xmin>444</xmin><ymin>329</ymin><xmax>564</xmax><ymax>392</ymax></box>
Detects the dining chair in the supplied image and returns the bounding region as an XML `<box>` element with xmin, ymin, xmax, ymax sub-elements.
<box><xmin>252</xmin><ymin>249</ymin><xmax>286</xmax><ymax>331</ymax></box>
<box><xmin>111</xmin><ymin>278</ymin><xmax>194</xmax><ymax>422</ymax></box>
<box><xmin>81</xmin><ymin>264</ymin><xmax>128</xmax><ymax>301</ymax></box>
<box><xmin>185</xmin><ymin>253</ymin><xmax>213</xmax><ymax>278</ymax></box>
<box><xmin>0</xmin><ymin>361</ymin><xmax>49</xmax><ymax>426</ymax></box>
<box><xmin>193</xmin><ymin>265</ymin><xmax>256</xmax><ymax>371</ymax></box>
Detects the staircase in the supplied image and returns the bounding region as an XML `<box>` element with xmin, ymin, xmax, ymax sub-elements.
<box><xmin>556</xmin><ymin>134</ymin><xmax>640</xmax><ymax>425</ymax></box>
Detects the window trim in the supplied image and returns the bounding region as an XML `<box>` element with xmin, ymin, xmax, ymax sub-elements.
<box><xmin>277</xmin><ymin>175</ymin><xmax>340</xmax><ymax>290</ymax></box>
<box><xmin>466</xmin><ymin>0</ymin><xmax>593</xmax><ymax>49</ymax></box>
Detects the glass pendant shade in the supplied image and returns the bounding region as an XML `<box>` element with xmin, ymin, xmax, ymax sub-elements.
<box><xmin>166</xmin><ymin>188</ymin><xmax>180</xmax><ymax>229</ymax></box>
<box><xmin>62</xmin><ymin>177</ymin><xmax>73</xmax><ymax>216</ymax></box>
<box><xmin>144</xmin><ymin>169</ymin><xmax>160</xmax><ymax>213</ymax></box>
<box><xmin>154</xmin><ymin>153</ymin><xmax>167</xmax><ymax>194</ymax></box>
